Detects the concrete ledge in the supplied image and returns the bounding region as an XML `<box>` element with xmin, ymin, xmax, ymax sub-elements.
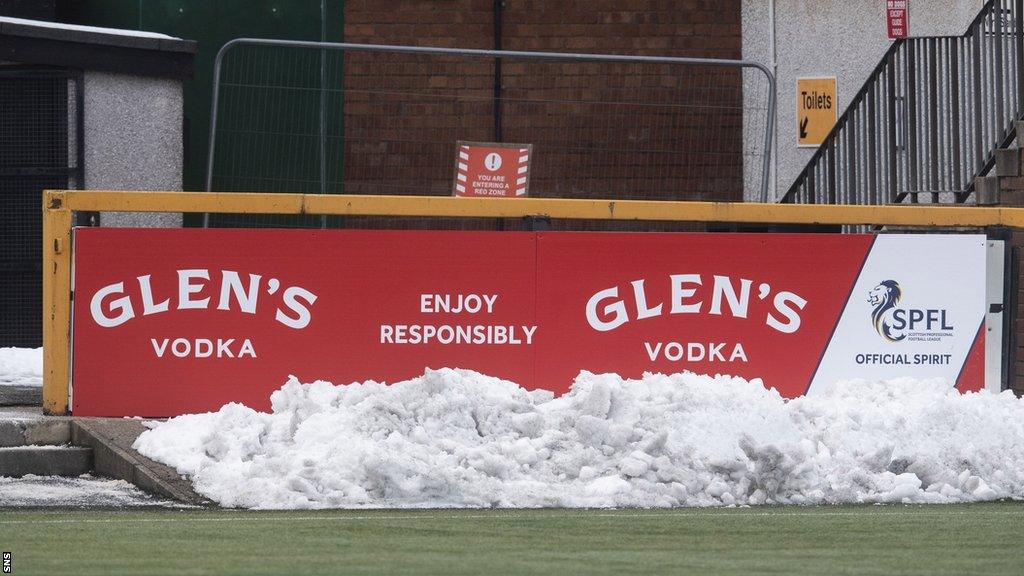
<box><xmin>71</xmin><ymin>418</ymin><xmax>212</xmax><ymax>506</ymax></box>
<box><xmin>974</xmin><ymin>176</ymin><xmax>1001</xmax><ymax>205</ymax></box>
<box><xmin>24</xmin><ymin>420</ymin><xmax>72</xmax><ymax>446</ymax></box>
<box><xmin>0</xmin><ymin>386</ymin><xmax>42</xmax><ymax>406</ymax></box>
<box><xmin>0</xmin><ymin>446</ymin><xmax>92</xmax><ymax>477</ymax></box>
<box><xmin>0</xmin><ymin>417</ymin><xmax>71</xmax><ymax>447</ymax></box>
<box><xmin>0</xmin><ymin>421</ymin><xmax>24</xmax><ymax>447</ymax></box>
<box><xmin>995</xmin><ymin>148</ymin><xmax>1021</xmax><ymax>177</ymax></box>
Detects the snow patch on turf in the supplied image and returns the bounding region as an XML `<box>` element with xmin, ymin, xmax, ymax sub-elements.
<box><xmin>0</xmin><ymin>474</ymin><xmax>178</xmax><ymax>507</ymax></box>
<box><xmin>0</xmin><ymin>347</ymin><xmax>42</xmax><ymax>387</ymax></box>
<box><xmin>134</xmin><ymin>369</ymin><xmax>1024</xmax><ymax>509</ymax></box>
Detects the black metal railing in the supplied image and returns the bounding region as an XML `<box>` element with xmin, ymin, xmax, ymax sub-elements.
<box><xmin>782</xmin><ymin>0</ymin><xmax>1024</xmax><ymax>205</ymax></box>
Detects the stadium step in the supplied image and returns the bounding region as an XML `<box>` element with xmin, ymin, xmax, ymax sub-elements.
<box><xmin>0</xmin><ymin>407</ymin><xmax>86</xmax><ymax>479</ymax></box>
<box><xmin>0</xmin><ymin>409</ymin><xmax>207</xmax><ymax>503</ymax></box>
<box><xmin>0</xmin><ymin>385</ymin><xmax>42</xmax><ymax>407</ymax></box>
<box><xmin>0</xmin><ymin>445</ymin><xmax>93</xmax><ymax>477</ymax></box>
<box><xmin>0</xmin><ymin>410</ymin><xmax>71</xmax><ymax>448</ymax></box>
<box><xmin>71</xmin><ymin>419</ymin><xmax>213</xmax><ymax>506</ymax></box>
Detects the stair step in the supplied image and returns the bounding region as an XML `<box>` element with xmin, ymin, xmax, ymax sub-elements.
<box><xmin>995</xmin><ymin>148</ymin><xmax>1021</xmax><ymax>177</ymax></box>
<box><xmin>975</xmin><ymin>175</ymin><xmax>1001</xmax><ymax>205</ymax></box>
<box><xmin>0</xmin><ymin>419</ymin><xmax>71</xmax><ymax>448</ymax></box>
<box><xmin>0</xmin><ymin>385</ymin><xmax>41</xmax><ymax>407</ymax></box>
<box><xmin>0</xmin><ymin>446</ymin><xmax>93</xmax><ymax>477</ymax></box>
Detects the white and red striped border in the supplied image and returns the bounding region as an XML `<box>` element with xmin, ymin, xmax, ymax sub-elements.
<box><xmin>454</xmin><ymin>143</ymin><xmax>532</xmax><ymax>197</ymax></box>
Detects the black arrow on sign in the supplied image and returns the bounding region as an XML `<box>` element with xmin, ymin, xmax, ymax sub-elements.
<box><xmin>799</xmin><ymin>116</ymin><xmax>809</xmax><ymax>139</ymax></box>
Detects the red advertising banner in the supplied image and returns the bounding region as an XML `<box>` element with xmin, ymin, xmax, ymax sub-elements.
<box><xmin>453</xmin><ymin>142</ymin><xmax>532</xmax><ymax>197</ymax></box>
<box><xmin>72</xmin><ymin>229</ymin><xmax>987</xmax><ymax>417</ymax></box>
<box><xmin>534</xmin><ymin>233</ymin><xmax>868</xmax><ymax>394</ymax></box>
<box><xmin>886</xmin><ymin>0</ymin><xmax>908</xmax><ymax>39</ymax></box>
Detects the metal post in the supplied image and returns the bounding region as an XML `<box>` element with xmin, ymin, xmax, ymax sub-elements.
<box><xmin>806</xmin><ymin>165</ymin><xmax>816</xmax><ymax>204</ymax></box>
<box><xmin>1017</xmin><ymin>0</ymin><xmax>1024</xmax><ymax>114</ymax></box>
<box><xmin>886</xmin><ymin>55</ymin><xmax>898</xmax><ymax>203</ymax></box>
<box><xmin>319</xmin><ymin>0</ymin><xmax>328</xmax><ymax>229</ymax></box>
<box><xmin>974</xmin><ymin>22</ymin><xmax>985</xmax><ymax>174</ymax></box>
<box><xmin>996</xmin><ymin>4</ymin><xmax>1006</xmax><ymax>142</ymax></box>
<box><xmin>42</xmin><ymin>191</ymin><xmax>72</xmax><ymax>415</ymax></box>
<box><xmin>867</xmin><ymin>80</ymin><xmax>878</xmax><ymax>205</ymax></box>
<box><xmin>908</xmin><ymin>40</ymin><xmax>919</xmax><ymax>201</ymax></box>
<box><xmin>761</xmin><ymin>70</ymin><xmax>776</xmax><ymax>203</ymax></box>
<box><xmin>827</xmin><ymin>142</ymin><xmax>837</xmax><ymax>204</ymax></box>
<box><xmin>493</xmin><ymin>0</ymin><xmax>504</xmax><ymax>142</ymax></box>
<box><xmin>202</xmin><ymin>43</ymin><xmax>228</xmax><ymax>228</ymax></box>
<box><xmin>928</xmin><ymin>39</ymin><xmax>939</xmax><ymax>202</ymax></box>
<box><xmin>951</xmin><ymin>39</ymin><xmax>963</xmax><ymax>192</ymax></box>
<box><xmin>846</xmin><ymin>110</ymin><xmax>856</xmax><ymax>203</ymax></box>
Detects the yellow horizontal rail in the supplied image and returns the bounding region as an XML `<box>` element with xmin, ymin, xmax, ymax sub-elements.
<box><xmin>48</xmin><ymin>189</ymin><xmax>1024</xmax><ymax>227</ymax></box>
<box><xmin>41</xmin><ymin>189</ymin><xmax>1024</xmax><ymax>415</ymax></box>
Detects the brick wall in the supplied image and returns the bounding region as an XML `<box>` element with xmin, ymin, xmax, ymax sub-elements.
<box><xmin>341</xmin><ymin>0</ymin><xmax>743</xmax><ymax>203</ymax></box>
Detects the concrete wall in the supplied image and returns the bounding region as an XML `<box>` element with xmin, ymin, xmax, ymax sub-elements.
<box><xmin>83</xmin><ymin>70</ymin><xmax>183</xmax><ymax>226</ymax></box>
<box><xmin>742</xmin><ymin>0</ymin><xmax>983</xmax><ymax>201</ymax></box>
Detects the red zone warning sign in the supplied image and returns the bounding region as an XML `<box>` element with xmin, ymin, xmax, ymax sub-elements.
<box><xmin>72</xmin><ymin>229</ymin><xmax>988</xmax><ymax>417</ymax></box>
<box><xmin>454</xmin><ymin>142</ymin><xmax>532</xmax><ymax>197</ymax></box>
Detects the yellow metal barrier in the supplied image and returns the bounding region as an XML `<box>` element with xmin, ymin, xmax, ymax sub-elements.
<box><xmin>42</xmin><ymin>189</ymin><xmax>1024</xmax><ymax>414</ymax></box>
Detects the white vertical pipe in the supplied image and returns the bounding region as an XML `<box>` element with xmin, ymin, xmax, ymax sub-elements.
<box><xmin>769</xmin><ymin>0</ymin><xmax>778</xmax><ymax>200</ymax></box>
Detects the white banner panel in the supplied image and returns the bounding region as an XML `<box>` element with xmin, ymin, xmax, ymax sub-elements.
<box><xmin>808</xmin><ymin>234</ymin><xmax>987</xmax><ymax>395</ymax></box>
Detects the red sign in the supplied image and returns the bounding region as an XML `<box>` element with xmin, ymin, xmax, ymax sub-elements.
<box><xmin>886</xmin><ymin>0</ymin><xmax>908</xmax><ymax>39</ymax></box>
<box><xmin>72</xmin><ymin>229</ymin><xmax>986</xmax><ymax>417</ymax></box>
<box><xmin>454</xmin><ymin>142</ymin><xmax>532</xmax><ymax>197</ymax></box>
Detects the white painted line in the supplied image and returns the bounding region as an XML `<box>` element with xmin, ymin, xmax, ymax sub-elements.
<box><xmin>1</xmin><ymin>508</ymin><xmax>1021</xmax><ymax>526</ymax></box>
<box><xmin>517</xmin><ymin>166</ymin><xmax>528</xmax><ymax>174</ymax></box>
<box><xmin>457</xmin><ymin>173</ymin><xmax>467</xmax><ymax>182</ymax></box>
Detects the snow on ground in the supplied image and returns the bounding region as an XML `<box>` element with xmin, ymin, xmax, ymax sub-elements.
<box><xmin>0</xmin><ymin>347</ymin><xmax>42</xmax><ymax>387</ymax></box>
<box><xmin>135</xmin><ymin>369</ymin><xmax>1024</xmax><ymax>510</ymax></box>
<box><xmin>0</xmin><ymin>474</ymin><xmax>178</xmax><ymax>507</ymax></box>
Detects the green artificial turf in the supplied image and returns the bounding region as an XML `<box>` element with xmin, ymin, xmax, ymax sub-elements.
<box><xmin>1</xmin><ymin>503</ymin><xmax>1021</xmax><ymax>575</ymax></box>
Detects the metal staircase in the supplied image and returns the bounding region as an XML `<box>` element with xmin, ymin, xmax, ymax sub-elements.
<box><xmin>782</xmin><ymin>0</ymin><xmax>1024</xmax><ymax>205</ymax></box>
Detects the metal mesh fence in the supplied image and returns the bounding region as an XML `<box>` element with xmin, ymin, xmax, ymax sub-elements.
<box><xmin>205</xmin><ymin>41</ymin><xmax>773</xmax><ymax>228</ymax></box>
<box><xmin>0</xmin><ymin>69</ymin><xmax>81</xmax><ymax>347</ymax></box>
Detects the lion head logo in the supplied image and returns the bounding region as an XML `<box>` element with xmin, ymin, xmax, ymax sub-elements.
<box><xmin>868</xmin><ymin>280</ymin><xmax>905</xmax><ymax>342</ymax></box>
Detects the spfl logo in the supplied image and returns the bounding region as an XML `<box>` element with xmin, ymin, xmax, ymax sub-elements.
<box><xmin>867</xmin><ymin>280</ymin><xmax>953</xmax><ymax>343</ymax></box>
<box><xmin>868</xmin><ymin>280</ymin><xmax>905</xmax><ymax>342</ymax></box>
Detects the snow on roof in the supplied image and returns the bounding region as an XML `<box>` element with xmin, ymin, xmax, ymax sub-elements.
<box><xmin>0</xmin><ymin>16</ymin><xmax>178</xmax><ymax>40</ymax></box>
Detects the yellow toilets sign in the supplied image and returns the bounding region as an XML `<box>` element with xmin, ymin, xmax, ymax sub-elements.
<box><xmin>796</xmin><ymin>77</ymin><xmax>837</xmax><ymax>147</ymax></box>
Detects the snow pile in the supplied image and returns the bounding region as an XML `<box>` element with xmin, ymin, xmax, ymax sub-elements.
<box><xmin>134</xmin><ymin>369</ymin><xmax>1024</xmax><ymax>509</ymax></box>
<box><xmin>0</xmin><ymin>347</ymin><xmax>42</xmax><ymax>387</ymax></box>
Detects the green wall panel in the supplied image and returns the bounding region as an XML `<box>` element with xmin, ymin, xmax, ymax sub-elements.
<box><xmin>57</xmin><ymin>0</ymin><xmax>344</xmax><ymax>213</ymax></box>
